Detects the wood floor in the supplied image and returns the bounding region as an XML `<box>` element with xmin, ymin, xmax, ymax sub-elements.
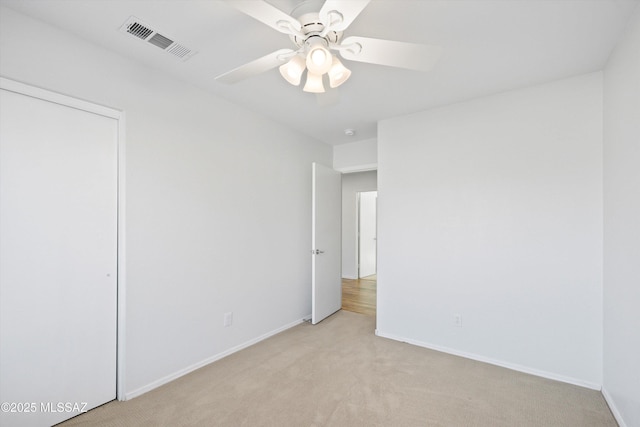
<box><xmin>341</xmin><ymin>274</ymin><xmax>376</xmax><ymax>316</ymax></box>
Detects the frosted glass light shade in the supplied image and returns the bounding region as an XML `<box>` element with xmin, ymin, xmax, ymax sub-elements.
<box><xmin>306</xmin><ymin>46</ymin><xmax>333</xmax><ymax>75</ymax></box>
<box><xmin>303</xmin><ymin>72</ymin><xmax>325</xmax><ymax>93</ymax></box>
<box><xmin>279</xmin><ymin>55</ymin><xmax>306</xmax><ymax>86</ymax></box>
<box><xmin>328</xmin><ymin>57</ymin><xmax>351</xmax><ymax>88</ymax></box>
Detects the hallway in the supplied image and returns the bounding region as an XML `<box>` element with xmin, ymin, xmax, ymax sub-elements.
<box><xmin>341</xmin><ymin>275</ymin><xmax>376</xmax><ymax>316</ymax></box>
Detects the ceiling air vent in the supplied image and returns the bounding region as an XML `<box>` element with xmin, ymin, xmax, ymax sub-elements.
<box><xmin>119</xmin><ymin>16</ymin><xmax>197</xmax><ymax>61</ymax></box>
<box><xmin>148</xmin><ymin>32</ymin><xmax>174</xmax><ymax>49</ymax></box>
<box><xmin>126</xmin><ymin>22</ymin><xmax>153</xmax><ymax>40</ymax></box>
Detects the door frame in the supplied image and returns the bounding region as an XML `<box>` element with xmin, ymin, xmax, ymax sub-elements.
<box><xmin>0</xmin><ymin>77</ymin><xmax>127</xmax><ymax>401</ymax></box>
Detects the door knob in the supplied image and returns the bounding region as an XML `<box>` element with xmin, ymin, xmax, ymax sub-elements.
<box><xmin>313</xmin><ymin>249</ymin><xmax>325</xmax><ymax>254</ymax></box>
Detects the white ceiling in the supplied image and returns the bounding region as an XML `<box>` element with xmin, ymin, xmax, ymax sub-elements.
<box><xmin>2</xmin><ymin>0</ymin><xmax>638</xmax><ymax>145</ymax></box>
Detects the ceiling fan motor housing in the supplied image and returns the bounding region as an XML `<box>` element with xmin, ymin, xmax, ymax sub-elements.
<box><xmin>288</xmin><ymin>12</ymin><xmax>342</xmax><ymax>48</ymax></box>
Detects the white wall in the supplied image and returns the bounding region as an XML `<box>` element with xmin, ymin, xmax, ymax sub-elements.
<box><xmin>0</xmin><ymin>7</ymin><xmax>331</xmax><ymax>397</ymax></box>
<box><xmin>333</xmin><ymin>138</ymin><xmax>377</xmax><ymax>172</ymax></box>
<box><xmin>341</xmin><ymin>171</ymin><xmax>377</xmax><ymax>279</ymax></box>
<box><xmin>377</xmin><ymin>73</ymin><xmax>604</xmax><ymax>387</ymax></box>
<box><xmin>603</xmin><ymin>6</ymin><xmax>640</xmax><ymax>427</ymax></box>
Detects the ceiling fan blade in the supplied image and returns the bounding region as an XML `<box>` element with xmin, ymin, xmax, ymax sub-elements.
<box><xmin>339</xmin><ymin>36</ymin><xmax>442</xmax><ymax>72</ymax></box>
<box><xmin>319</xmin><ymin>0</ymin><xmax>371</xmax><ymax>32</ymax></box>
<box><xmin>215</xmin><ymin>49</ymin><xmax>295</xmax><ymax>84</ymax></box>
<box><xmin>224</xmin><ymin>0</ymin><xmax>302</xmax><ymax>35</ymax></box>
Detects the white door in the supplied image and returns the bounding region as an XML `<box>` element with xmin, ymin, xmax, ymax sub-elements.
<box><xmin>0</xmin><ymin>86</ymin><xmax>118</xmax><ymax>426</ymax></box>
<box><xmin>311</xmin><ymin>163</ymin><xmax>342</xmax><ymax>324</ymax></box>
<box><xmin>358</xmin><ymin>191</ymin><xmax>377</xmax><ymax>278</ymax></box>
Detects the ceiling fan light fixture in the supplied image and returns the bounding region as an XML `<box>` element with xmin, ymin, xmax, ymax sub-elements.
<box><xmin>279</xmin><ymin>54</ymin><xmax>306</xmax><ymax>86</ymax></box>
<box><xmin>328</xmin><ymin>56</ymin><xmax>351</xmax><ymax>88</ymax></box>
<box><xmin>305</xmin><ymin>38</ymin><xmax>333</xmax><ymax>75</ymax></box>
<box><xmin>303</xmin><ymin>71</ymin><xmax>325</xmax><ymax>93</ymax></box>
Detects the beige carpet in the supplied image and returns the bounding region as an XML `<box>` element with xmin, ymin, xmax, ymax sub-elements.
<box><xmin>60</xmin><ymin>311</ymin><xmax>616</xmax><ymax>426</ymax></box>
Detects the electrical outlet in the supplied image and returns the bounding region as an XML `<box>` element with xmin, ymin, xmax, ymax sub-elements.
<box><xmin>224</xmin><ymin>312</ymin><xmax>233</xmax><ymax>327</ymax></box>
<box><xmin>454</xmin><ymin>314</ymin><xmax>462</xmax><ymax>327</ymax></box>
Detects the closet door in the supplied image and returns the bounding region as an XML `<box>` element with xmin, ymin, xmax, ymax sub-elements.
<box><xmin>0</xmin><ymin>87</ymin><xmax>118</xmax><ymax>426</ymax></box>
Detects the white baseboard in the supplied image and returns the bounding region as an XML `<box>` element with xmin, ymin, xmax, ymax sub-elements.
<box><xmin>125</xmin><ymin>317</ymin><xmax>309</xmax><ymax>400</ymax></box>
<box><xmin>602</xmin><ymin>387</ymin><xmax>628</xmax><ymax>427</ymax></box>
<box><xmin>375</xmin><ymin>330</ymin><xmax>601</xmax><ymax>391</ymax></box>
<box><xmin>342</xmin><ymin>275</ymin><xmax>357</xmax><ymax>280</ymax></box>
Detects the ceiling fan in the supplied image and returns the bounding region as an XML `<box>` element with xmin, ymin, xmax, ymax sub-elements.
<box><xmin>215</xmin><ymin>0</ymin><xmax>442</xmax><ymax>93</ymax></box>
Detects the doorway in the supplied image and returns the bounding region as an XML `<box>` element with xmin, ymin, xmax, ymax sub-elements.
<box><xmin>339</xmin><ymin>171</ymin><xmax>377</xmax><ymax>316</ymax></box>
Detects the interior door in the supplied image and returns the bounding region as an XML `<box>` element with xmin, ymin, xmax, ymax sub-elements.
<box><xmin>0</xmin><ymin>86</ymin><xmax>118</xmax><ymax>426</ymax></box>
<box><xmin>311</xmin><ymin>162</ymin><xmax>342</xmax><ymax>324</ymax></box>
<box><xmin>358</xmin><ymin>191</ymin><xmax>377</xmax><ymax>278</ymax></box>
